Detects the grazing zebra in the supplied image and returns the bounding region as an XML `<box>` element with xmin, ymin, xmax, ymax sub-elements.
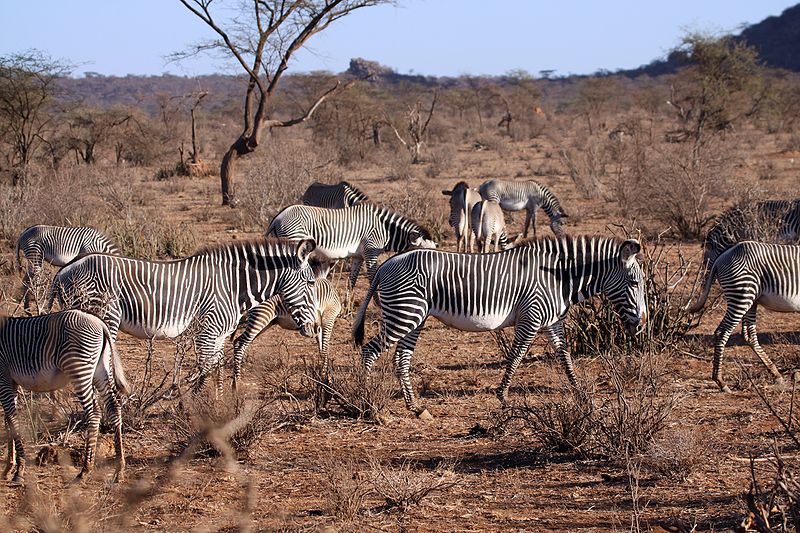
<box><xmin>689</xmin><ymin>241</ymin><xmax>799</xmax><ymax>392</ymax></box>
<box><xmin>1</xmin><ymin>310</ymin><xmax>128</xmax><ymax>484</ymax></box>
<box><xmin>702</xmin><ymin>199</ymin><xmax>800</xmax><ymax>279</ymax></box>
<box><xmin>471</xmin><ymin>199</ymin><xmax>517</xmax><ymax>252</ymax></box>
<box><xmin>353</xmin><ymin>236</ymin><xmax>646</xmax><ymax>417</ymax></box>
<box><xmin>48</xmin><ymin>238</ymin><xmax>318</xmax><ymax>391</ymax></box>
<box><xmin>302</xmin><ymin>181</ymin><xmax>369</xmax><ymax>209</ymax></box>
<box><xmin>233</xmin><ymin>276</ymin><xmax>342</xmax><ymax>392</ymax></box>
<box><xmin>441</xmin><ymin>181</ymin><xmax>481</xmax><ymax>252</ymax></box>
<box><xmin>479</xmin><ymin>179</ymin><xmax>568</xmax><ymax>238</ymax></box>
<box><xmin>16</xmin><ymin>225</ymin><xmax>120</xmax><ymax>312</ymax></box>
<box><xmin>267</xmin><ymin>204</ymin><xmax>436</xmax><ymax>289</ymax></box>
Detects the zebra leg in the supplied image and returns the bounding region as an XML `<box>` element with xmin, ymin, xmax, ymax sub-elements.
<box><xmin>316</xmin><ymin>310</ymin><xmax>338</xmax><ymax>409</ymax></box>
<box><xmin>742</xmin><ymin>305</ymin><xmax>784</xmax><ymax>383</ymax></box>
<box><xmin>233</xmin><ymin>303</ymin><xmax>278</xmax><ymax>392</ymax></box>
<box><xmin>193</xmin><ymin>333</ymin><xmax>227</xmax><ymax>397</ymax></box>
<box><xmin>96</xmin><ymin>371</ymin><xmax>125</xmax><ymax>482</ymax></box>
<box><xmin>393</xmin><ymin>324</ymin><xmax>429</xmax><ymax>417</ymax></box>
<box><xmin>546</xmin><ymin>321</ymin><xmax>579</xmax><ymax>387</ymax></box>
<box><xmin>523</xmin><ymin>209</ymin><xmax>532</xmax><ymax>238</ymax></box>
<box><xmin>1</xmin><ymin>382</ymin><xmax>22</xmax><ymax>482</ymax></box>
<box><xmin>712</xmin><ymin>300</ymin><xmax>752</xmax><ymax>393</ymax></box>
<box><xmin>348</xmin><ymin>257</ymin><xmax>363</xmax><ymax>290</ymax></box>
<box><xmin>75</xmin><ymin>391</ymin><xmax>101</xmax><ymax>482</ymax></box>
<box><xmin>496</xmin><ymin>318</ymin><xmax>540</xmax><ymax>405</ymax></box>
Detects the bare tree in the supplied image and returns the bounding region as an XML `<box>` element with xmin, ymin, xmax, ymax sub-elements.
<box><xmin>386</xmin><ymin>90</ymin><xmax>437</xmax><ymax>164</ymax></box>
<box><xmin>176</xmin><ymin>0</ymin><xmax>390</xmax><ymax>206</ymax></box>
<box><xmin>0</xmin><ymin>51</ymin><xmax>69</xmax><ymax>184</ymax></box>
<box><xmin>66</xmin><ymin>105</ymin><xmax>132</xmax><ymax>164</ymax></box>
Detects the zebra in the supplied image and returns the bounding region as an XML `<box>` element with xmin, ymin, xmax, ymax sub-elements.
<box><xmin>441</xmin><ymin>181</ymin><xmax>481</xmax><ymax>252</ymax></box>
<box><xmin>16</xmin><ymin>225</ymin><xmax>120</xmax><ymax>312</ymax></box>
<box><xmin>48</xmin><ymin>238</ymin><xmax>319</xmax><ymax>391</ymax></box>
<box><xmin>470</xmin><ymin>199</ymin><xmax>518</xmax><ymax>253</ymax></box>
<box><xmin>232</xmin><ymin>271</ymin><xmax>341</xmax><ymax>396</ymax></box>
<box><xmin>353</xmin><ymin>236</ymin><xmax>646</xmax><ymax>418</ymax></box>
<box><xmin>688</xmin><ymin>241</ymin><xmax>800</xmax><ymax>393</ymax></box>
<box><xmin>478</xmin><ymin>179</ymin><xmax>568</xmax><ymax>238</ymax></box>
<box><xmin>302</xmin><ymin>181</ymin><xmax>370</xmax><ymax>209</ymax></box>
<box><xmin>0</xmin><ymin>310</ymin><xmax>128</xmax><ymax>484</ymax></box>
<box><xmin>267</xmin><ymin>204</ymin><xmax>436</xmax><ymax>290</ymax></box>
<box><xmin>701</xmin><ymin>199</ymin><xmax>800</xmax><ymax>280</ymax></box>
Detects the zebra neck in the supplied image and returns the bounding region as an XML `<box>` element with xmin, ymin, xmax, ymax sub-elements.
<box><xmin>539</xmin><ymin>187</ymin><xmax>562</xmax><ymax>220</ymax></box>
<box><xmin>378</xmin><ymin>209</ymin><xmax>418</xmax><ymax>252</ymax></box>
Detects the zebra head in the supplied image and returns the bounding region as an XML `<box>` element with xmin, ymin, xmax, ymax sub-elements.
<box><xmin>549</xmin><ymin>212</ymin><xmax>568</xmax><ymax>237</ymax></box>
<box><xmin>408</xmin><ymin>228</ymin><xmax>437</xmax><ymax>250</ymax></box>
<box><xmin>602</xmin><ymin>239</ymin><xmax>647</xmax><ymax>334</ymax></box>
<box><xmin>275</xmin><ymin>239</ymin><xmax>319</xmax><ymax>338</ymax></box>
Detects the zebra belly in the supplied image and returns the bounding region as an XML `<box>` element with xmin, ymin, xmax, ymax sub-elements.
<box><xmin>314</xmin><ymin>243</ymin><xmax>360</xmax><ymax>260</ymax></box>
<box><xmin>13</xmin><ymin>368</ymin><xmax>70</xmax><ymax>392</ymax></box>
<box><xmin>499</xmin><ymin>198</ymin><xmax>527</xmax><ymax>212</ymax></box>
<box><xmin>430</xmin><ymin>308</ymin><xmax>517</xmax><ymax>332</ymax></box>
<box><xmin>122</xmin><ymin>320</ymin><xmax>192</xmax><ymax>339</ymax></box>
<box><xmin>758</xmin><ymin>291</ymin><xmax>800</xmax><ymax>313</ymax></box>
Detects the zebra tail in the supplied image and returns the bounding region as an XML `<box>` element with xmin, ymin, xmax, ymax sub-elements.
<box><xmin>104</xmin><ymin>324</ymin><xmax>130</xmax><ymax>395</ymax></box>
<box><xmin>353</xmin><ymin>272</ymin><xmax>380</xmax><ymax>347</ymax></box>
<box><xmin>44</xmin><ymin>276</ymin><xmax>61</xmax><ymax>313</ymax></box>
<box><xmin>687</xmin><ymin>260</ymin><xmax>718</xmax><ymax>313</ymax></box>
<box><xmin>14</xmin><ymin>238</ymin><xmax>22</xmax><ymax>274</ymax></box>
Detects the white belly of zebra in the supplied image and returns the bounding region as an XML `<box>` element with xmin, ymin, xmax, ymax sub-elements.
<box><xmin>123</xmin><ymin>319</ymin><xmax>192</xmax><ymax>339</ymax></box>
<box><xmin>430</xmin><ymin>308</ymin><xmax>517</xmax><ymax>332</ymax></box>
<box><xmin>315</xmin><ymin>242</ymin><xmax>361</xmax><ymax>260</ymax></box>
<box><xmin>499</xmin><ymin>198</ymin><xmax>528</xmax><ymax>211</ymax></box>
<box><xmin>758</xmin><ymin>290</ymin><xmax>800</xmax><ymax>313</ymax></box>
<box><xmin>14</xmin><ymin>368</ymin><xmax>70</xmax><ymax>392</ymax></box>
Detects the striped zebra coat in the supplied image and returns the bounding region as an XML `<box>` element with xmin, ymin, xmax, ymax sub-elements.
<box><xmin>48</xmin><ymin>239</ymin><xmax>318</xmax><ymax>388</ymax></box>
<box><xmin>268</xmin><ymin>203</ymin><xmax>436</xmax><ymax>288</ymax></box>
<box><xmin>479</xmin><ymin>179</ymin><xmax>568</xmax><ymax>238</ymax></box>
<box><xmin>353</xmin><ymin>236</ymin><xmax>646</xmax><ymax>416</ymax></box>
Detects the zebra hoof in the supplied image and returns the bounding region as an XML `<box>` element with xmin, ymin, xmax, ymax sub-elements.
<box><xmin>9</xmin><ymin>476</ymin><xmax>23</xmax><ymax>487</ymax></box>
<box><xmin>417</xmin><ymin>409</ymin><xmax>433</xmax><ymax>421</ymax></box>
<box><xmin>113</xmin><ymin>470</ymin><xmax>126</xmax><ymax>483</ymax></box>
<box><xmin>720</xmin><ymin>385</ymin><xmax>732</xmax><ymax>394</ymax></box>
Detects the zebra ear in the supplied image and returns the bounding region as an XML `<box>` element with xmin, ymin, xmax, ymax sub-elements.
<box><xmin>310</xmin><ymin>257</ymin><xmax>333</xmax><ymax>278</ymax></box>
<box><xmin>620</xmin><ymin>239</ymin><xmax>641</xmax><ymax>262</ymax></box>
<box><xmin>296</xmin><ymin>239</ymin><xmax>317</xmax><ymax>263</ymax></box>
<box><xmin>441</xmin><ymin>190</ymin><xmax>453</xmax><ymax>196</ymax></box>
<box><xmin>559</xmin><ymin>211</ymin><xmax>569</xmax><ymax>218</ymax></box>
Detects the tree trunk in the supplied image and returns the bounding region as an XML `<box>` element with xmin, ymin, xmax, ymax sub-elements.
<box><xmin>220</xmin><ymin>136</ymin><xmax>252</xmax><ymax>206</ymax></box>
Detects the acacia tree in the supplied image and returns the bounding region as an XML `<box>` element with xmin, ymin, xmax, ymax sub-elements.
<box><xmin>177</xmin><ymin>0</ymin><xmax>389</xmax><ymax>206</ymax></box>
<box><xmin>0</xmin><ymin>51</ymin><xmax>69</xmax><ymax>184</ymax></box>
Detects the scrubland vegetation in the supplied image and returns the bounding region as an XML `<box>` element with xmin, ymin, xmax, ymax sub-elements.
<box><xmin>2</xmin><ymin>27</ymin><xmax>800</xmax><ymax>531</ymax></box>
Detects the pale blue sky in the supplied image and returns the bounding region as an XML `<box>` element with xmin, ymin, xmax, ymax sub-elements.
<box><xmin>1</xmin><ymin>1</ymin><xmax>796</xmax><ymax>77</ymax></box>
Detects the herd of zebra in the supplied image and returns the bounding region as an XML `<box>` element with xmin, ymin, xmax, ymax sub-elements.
<box><xmin>1</xmin><ymin>177</ymin><xmax>800</xmax><ymax>485</ymax></box>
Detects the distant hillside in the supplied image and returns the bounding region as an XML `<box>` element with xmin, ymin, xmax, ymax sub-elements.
<box><xmin>623</xmin><ymin>3</ymin><xmax>800</xmax><ymax>76</ymax></box>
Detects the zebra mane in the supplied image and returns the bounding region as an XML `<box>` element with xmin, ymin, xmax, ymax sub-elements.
<box><xmin>194</xmin><ymin>237</ymin><xmax>300</xmax><ymax>257</ymax></box>
<box><xmin>536</xmin><ymin>182</ymin><xmax>567</xmax><ymax>218</ymax></box>
<box><xmin>452</xmin><ymin>180</ymin><xmax>470</xmax><ymax>190</ymax></box>
<box><xmin>371</xmin><ymin>204</ymin><xmax>432</xmax><ymax>240</ymax></box>
<box><xmin>514</xmin><ymin>234</ymin><xmax>623</xmax><ymax>256</ymax></box>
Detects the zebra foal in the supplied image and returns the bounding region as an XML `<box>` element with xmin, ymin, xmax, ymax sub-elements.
<box><xmin>353</xmin><ymin>236</ymin><xmax>646</xmax><ymax>418</ymax></box>
<box><xmin>471</xmin><ymin>199</ymin><xmax>517</xmax><ymax>252</ymax></box>
<box><xmin>689</xmin><ymin>241</ymin><xmax>800</xmax><ymax>392</ymax></box>
<box><xmin>233</xmin><ymin>261</ymin><xmax>342</xmax><ymax>391</ymax></box>
<box><xmin>0</xmin><ymin>310</ymin><xmax>128</xmax><ymax>484</ymax></box>
<box><xmin>16</xmin><ymin>225</ymin><xmax>120</xmax><ymax>312</ymax></box>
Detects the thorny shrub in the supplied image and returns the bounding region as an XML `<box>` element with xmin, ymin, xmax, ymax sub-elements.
<box><xmin>235</xmin><ymin>141</ymin><xmax>335</xmax><ymax>231</ymax></box>
<box><xmin>643</xmin><ymin>427</ymin><xmax>715</xmax><ymax>482</ymax></box>
<box><xmin>368</xmin><ymin>458</ymin><xmax>458</xmax><ymax>512</ymax></box>
<box><xmin>321</xmin><ymin>455</ymin><xmax>372</xmax><ymax>522</ymax></box>
<box><xmin>326</xmin><ymin>349</ymin><xmax>396</xmax><ymax>423</ymax></box>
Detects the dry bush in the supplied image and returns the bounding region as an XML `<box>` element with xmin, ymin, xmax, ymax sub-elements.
<box><xmin>321</xmin><ymin>454</ymin><xmax>371</xmax><ymax>521</ymax></box>
<box><xmin>637</xmin><ymin>140</ymin><xmax>737</xmax><ymax>239</ymax></box>
<box><xmin>235</xmin><ymin>141</ymin><xmax>331</xmax><ymax>231</ymax></box>
<box><xmin>108</xmin><ymin>216</ymin><xmax>196</xmax><ymax>259</ymax></box>
<box><xmin>392</xmin><ymin>180</ymin><xmax>448</xmax><ymax>242</ymax></box>
<box><xmin>424</xmin><ymin>143</ymin><xmax>457</xmax><ymax>179</ymax></box>
<box><xmin>498</xmin><ymin>384</ymin><xmax>597</xmax><ymax>457</ymax></box>
<box><xmin>368</xmin><ymin>458</ymin><xmax>458</xmax><ymax>512</ymax></box>
<box><xmin>326</xmin><ymin>350</ymin><xmax>396</xmax><ymax>423</ymax></box>
<box><xmin>558</xmin><ymin>141</ymin><xmax>605</xmax><ymax>200</ymax></box>
<box><xmin>643</xmin><ymin>427</ymin><xmax>714</xmax><ymax>482</ymax></box>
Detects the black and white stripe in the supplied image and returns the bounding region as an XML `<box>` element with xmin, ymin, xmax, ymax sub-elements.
<box><xmin>0</xmin><ymin>310</ymin><xmax>128</xmax><ymax>483</ymax></box>
<box><xmin>442</xmin><ymin>181</ymin><xmax>482</xmax><ymax>252</ymax></box>
<box><xmin>16</xmin><ymin>225</ymin><xmax>120</xmax><ymax>311</ymax></box>
<box><xmin>471</xmin><ymin>199</ymin><xmax>516</xmax><ymax>252</ymax></box>
<box><xmin>302</xmin><ymin>181</ymin><xmax>369</xmax><ymax>209</ymax></box>
<box><xmin>353</xmin><ymin>236</ymin><xmax>646</xmax><ymax>416</ymax></box>
<box><xmin>479</xmin><ymin>179</ymin><xmax>568</xmax><ymax>238</ymax></box>
<box><xmin>49</xmin><ymin>238</ymin><xmax>318</xmax><ymax>390</ymax></box>
<box><xmin>267</xmin><ymin>204</ymin><xmax>436</xmax><ymax>288</ymax></box>
<box><xmin>689</xmin><ymin>241</ymin><xmax>800</xmax><ymax>392</ymax></box>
